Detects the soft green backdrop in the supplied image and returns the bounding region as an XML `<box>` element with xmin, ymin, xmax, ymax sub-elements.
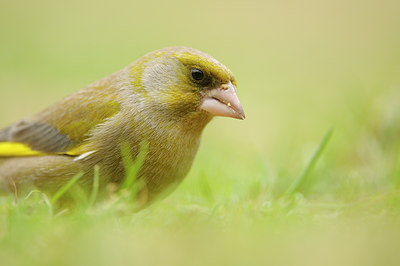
<box><xmin>1</xmin><ymin>0</ymin><xmax>400</xmax><ymax>265</ymax></box>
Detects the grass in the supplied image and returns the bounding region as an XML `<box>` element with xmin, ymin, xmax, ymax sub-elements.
<box><xmin>285</xmin><ymin>128</ymin><xmax>334</xmax><ymax>196</ymax></box>
<box><xmin>2</xmin><ymin>0</ymin><xmax>400</xmax><ymax>265</ymax></box>
<box><xmin>2</xmin><ymin>117</ymin><xmax>400</xmax><ymax>266</ymax></box>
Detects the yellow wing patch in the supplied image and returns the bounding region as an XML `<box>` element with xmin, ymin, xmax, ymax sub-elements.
<box><xmin>0</xmin><ymin>142</ymin><xmax>89</xmax><ymax>157</ymax></box>
<box><xmin>65</xmin><ymin>145</ymin><xmax>89</xmax><ymax>156</ymax></box>
<box><xmin>0</xmin><ymin>142</ymin><xmax>46</xmax><ymax>157</ymax></box>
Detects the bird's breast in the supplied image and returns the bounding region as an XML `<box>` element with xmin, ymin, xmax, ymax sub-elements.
<box><xmin>88</xmin><ymin>109</ymin><xmax>209</xmax><ymax>202</ymax></box>
<box><xmin>139</xmin><ymin>130</ymin><xmax>201</xmax><ymax>199</ymax></box>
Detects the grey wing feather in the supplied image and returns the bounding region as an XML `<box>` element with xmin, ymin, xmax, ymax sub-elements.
<box><xmin>0</xmin><ymin>120</ymin><xmax>73</xmax><ymax>153</ymax></box>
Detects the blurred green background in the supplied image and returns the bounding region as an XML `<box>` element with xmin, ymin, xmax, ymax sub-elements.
<box><xmin>1</xmin><ymin>0</ymin><xmax>400</xmax><ymax>265</ymax></box>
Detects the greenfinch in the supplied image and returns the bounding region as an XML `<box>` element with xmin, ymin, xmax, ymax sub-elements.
<box><xmin>0</xmin><ymin>47</ymin><xmax>245</xmax><ymax>204</ymax></box>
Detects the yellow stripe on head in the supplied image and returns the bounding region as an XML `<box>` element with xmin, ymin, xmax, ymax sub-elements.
<box><xmin>0</xmin><ymin>142</ymin><xmax>45</xmax><ymax>157</ymax></box>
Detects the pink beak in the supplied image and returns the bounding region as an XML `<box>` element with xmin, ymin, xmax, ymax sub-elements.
<box><xmin>200</xmin><ymin>82</ymin><xmax>245</xmax><ymax>120</ymax></box>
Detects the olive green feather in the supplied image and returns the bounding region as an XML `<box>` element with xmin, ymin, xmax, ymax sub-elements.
<box><xmin>0</xmin><ymin>47</ymin><xmax>241</xmax><ymax>205</ymax></box>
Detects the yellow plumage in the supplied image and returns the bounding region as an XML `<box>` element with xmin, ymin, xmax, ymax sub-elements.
<box><xmin>0</xmin><ymin>142</ymin><xmax>44</xmax><ymax>156</ymax></box>
<box><xmin>0</xmin><ymin>47</ymin><xmax>245</xmax><ymax>205</ymax></box>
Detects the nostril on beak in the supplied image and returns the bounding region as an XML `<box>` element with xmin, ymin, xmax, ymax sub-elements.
<box><xmin>220</xmin><ymin>84</ymin><xmax>229</xmax><ymax>91</ymax></box>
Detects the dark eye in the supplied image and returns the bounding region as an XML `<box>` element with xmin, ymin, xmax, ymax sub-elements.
<box><xmin>191</xmin><ymin>68</ymin><xmax>205</xmax><ymax>81</ymax></box>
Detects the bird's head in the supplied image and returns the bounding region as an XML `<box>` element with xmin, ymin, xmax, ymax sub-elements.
<box><xmin>129</xmin><ymin>47</ymin><xmax>245</xmax><ymax>124</ymax></box>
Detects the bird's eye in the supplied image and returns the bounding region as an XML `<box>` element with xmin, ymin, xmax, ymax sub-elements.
<box><xmin>191</xmin><ymin>68</ymin><xmax>205</xmax><ymax>81</ymax></box>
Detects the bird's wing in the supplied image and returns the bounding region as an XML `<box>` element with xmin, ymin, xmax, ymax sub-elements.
<box><xmin>0</xmin><ymin>120</ymin><xmax>76</xmax><ymax>156</ymax></box>
<box><xmin>0</xmin><ymin>74</ymin><xmax>123</xmax><ymax>157</ymax></box>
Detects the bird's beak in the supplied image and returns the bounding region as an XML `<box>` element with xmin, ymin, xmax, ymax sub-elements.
<box><xmin>200</xmin><ymin>82</ymin><xmax>245</xmax><ymax>120</ymax></box>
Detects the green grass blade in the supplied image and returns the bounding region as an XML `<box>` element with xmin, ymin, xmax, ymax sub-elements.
<box><xmin>121</xmin><ymin>141</ymin><xmax>149</xmax><ymax>190</ymax></box>
<box><xmin>120</xmin><ymin>141</ymin><xmax>134</xmax><ymax>171</ymax></box>
<box><xmin>285</xmin><ymin>128</ymin><xmax>334</xmax><ymax>196</ymax></box>
<box><xmin>50</xmin><ymin>172</ymin><xmax>84</xmax><ymax>205</ymax></box>
<box><xmin>88</xmin><ymin>165</ymin><xmax>100</xmax><ymax>208</ymax></box>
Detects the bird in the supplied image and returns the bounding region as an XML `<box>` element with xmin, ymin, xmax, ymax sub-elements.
<box><xmin>0</xmin><ymin>47</ymin><xmax>245</xmax><ymax>205</ymax></box>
